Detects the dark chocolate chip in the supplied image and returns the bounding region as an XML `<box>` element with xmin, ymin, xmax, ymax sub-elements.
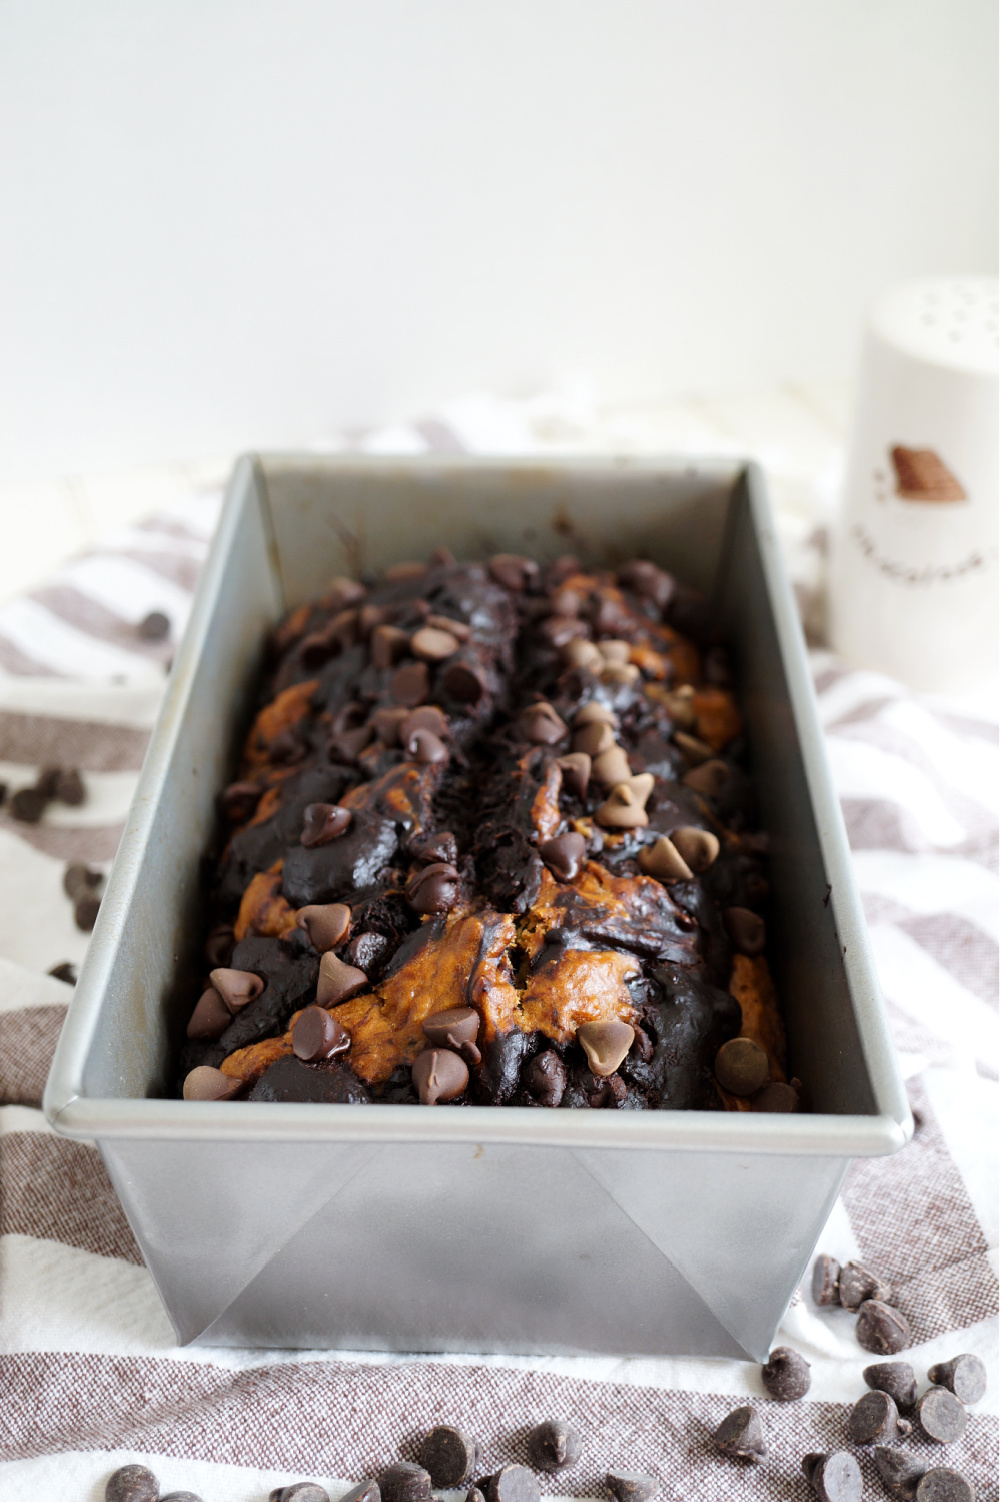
<box><xmin>338</xmin><ymin>1483</ymin><xmax>380</xmax><ymax>1502</ymax></box>
<box><xmin>220</xmin><ymin>780</ymin><xmax>263</xmax><ymax>822</ymax></box>
<box><xmin>420</xmin><ymin>1425</ymin><xmax>481</xmax><ymax>1486</ymax></box>
<box><xmin>341</xmin><ymin>931</ymin><xmax>391</xmax><ymax>978</ymax></box>
<box><xmin>54</xmin><ymin>767</ymin><xmax>85</xmax><ymax>805</ymax></box>
<box><xmin>723</xmin><ymin>906</ymin><xmax>767</xmax><ymax>956</ymax></box>
<box><xmin>538</xmin><ymin>831</ymin><xmax>586</xmax><ymax>881</ymax></box>
<box><xmin>186</xmin><ymin>987</ymin><xmax>233</xmax><ymax>1041</ymax></box>
<box><xmin>372</xmin><ymin>706</ymin><xmax>410</xmax><ymax>744</ymax></box>
<box><xmin>405</xmin><ymin>728</ymin><xmax>449</xmax><ymax>765</ymax></box>
<box><xmin>604</xmin><ymin>1473</ymin><xmax>657</xmax><ymax>1502</ymax></box>
<box><xmin>489</xmin><ymin>554</ymin><xmax>539</xmax><ymax>591</ymax></box>
<box><xmin>839</xmin><ymin>1258</ymin><xmax>894</xmax><ymax>1311</ymax></box>
<box><xmin>412</xmin><ymin>1048</ymin><xmax>469</xmax><ymax>1104</ymax></box>
<box><xmin>750</xmin><ymin>1081</ymin><xmax>800</xmax><ymax>1112</ymax></box>
<box><xmin>328</xmin><ymin>725</ymin><xmax>374</xmax><ymax>763</ymax></box>
<box><xmin>205</xmin><ymin>923</ymin><xmax>235</xmax><ymax>968</ymax></box>
<box><xmin>848</xmin><ymin>1389</ymin><xmax>910</xmax><ymax>1444</ymax></box>
<box><xmin>372</xmin><ymin>624</ymin><xmax>410</xmax><ymax>668</ymax></box>
<box><xmin>406</xmin><ymin>861</ymin><xmax>460</xmax><ymax>915</ymax></box>
<box><xmin>917</xmin><ymin>1386</ymin><xmax>967</xmax><ymax>1444</ymax></box>
<box><xmin>269</xmin><ymin>1487</ymin><xmax>331</xmax><ymax>1502</ymax></box>
<box><xmin>856</xmin><ymin>1299</ymin><xmax>911</xmax><ymax>1355</ymax></box>
<box><xmin>712</xmin><ymin>1405</ymin><xmax>768</xmax><ymax>1464</ymax></box>
<box><xmin>874</xmin><ymin>1447</ymin><xmax>926</xmax><ymax>1501</ymax></box>
<box><xmin>466</xmin><ymin>1490</ymin><xmax>486</xmax><ymax>1502</ymax></box>
<box><xmin>527</xmin><ymin>1419</ymin><xmax>582</xmax><ymax>1471</ymax></box>
<box><xmin>390</xmin><ymin>661</ymin><xmax>430</xmax><ymax>707</ymax></box>
<box><xmin>812</xmin><ymin>1254</ymin><xmax>841</xmax><ymax>1306</ymax></box>
<box><xmin>139</xmin><ymin>609</ymin><xmax>171</xmax><ymax>641</ymax></box>
<box><xmin>34</xmin><ymin>768</ymin><xmax>60</xmax><ymax>798</ymax></box>
<box><xmin>422</xmin><ymin>1007</ymin><xmax>481</xmax><ymax>1064</ymax></box>
<box><xmin>47</xmin><ymin>961</ymin><xmax>77</xmax><ymax>985</ymax></box>
<box><xmin>524</xmin><ymin>1050</ymin><xmax>567</xmax><ymax>1107</ymax></box>
<box><xmin>864</xmin><ymin>1361</ymin><xmax>918</xmax><ymax>1411</ymax></box>
<box><xmin>296</xmin><ymin>902</ymin><xmax>352</xmax><ymax>952</ymax></box>
<box><xmin>400</xmin><ymin>705</ymin><xmax>450</xmax><ymax>742</ymax></box>
<box><xmin>486</xmin><ymin>1465</ymin><xmax>541</xmax><ymax>1502</ymax></box>
<box><xmin>803</xmin><ymin>1451</ymin><xmax>862</xmax><ymax>1502</ymax></box>
<box><xmin>379</xmin><ymin>1463</ymin><xmax>432</xmax><ymax>1502</ymax></box>
<box><xmin>10</xmin><ymin>786</ymin><xmax>47</xmax><ymax>822</ymax></box>
<box><xmin>915</xmin><ymin>1469</ymin><xmax>976</xmax><ymax>1502</ymax></box>
<box><xmin>74</xmin><ymin>892</ymin><xmax>102</xmax><ymax>931</ymax></box>
<box><xmin>292</xmin><ymin>1005</ymin><xmax>351</xmax><ymax>1062</ymax></box>
<box><xmin>408</xmin><ymin>829</ymin><xmax>459</xmax><ymax>866</ymax></box>
<box><xmin>927</xmin><ymin>1353</ymin><xmax>987</xmax><ymax>1405</ymax></box>
<box><xmin>761</xmin><ymin>1346</ymin><xmax>811</xmax><ymax>1401</ymax></box>
<box><xmin>105</xmin><ymin>1465</ymin><xmax>160</xmax><ymax>1502</ymax></box>
<box><xmin>161</xmin><ymin>1494</ymin><xmax>206</xmax><ymax>1501</ymax></box>
<box><xmin>442</xmin><ymin>661</ymin><xmax>485</xmax><ymax>703</ymax></box>
<box><xmin>713</xmin><ymin>1037</ymin><xmax>769</xmax><ymax>1096</ymax></box>
<box><xmin>64</xmin><ymin>862</ymin><xmax>102</xmax><ymax>899</ymax></box>
<box><xmin>301</xmin><ymin>803</ymin><xmax>352</xmax><ymax>847</ymax></box>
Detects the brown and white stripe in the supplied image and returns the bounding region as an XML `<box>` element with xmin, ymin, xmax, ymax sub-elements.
<box><xmin>0</xmin><ymin>418</ymin><xmax>996</xmax><ymax>1499</ymax></box>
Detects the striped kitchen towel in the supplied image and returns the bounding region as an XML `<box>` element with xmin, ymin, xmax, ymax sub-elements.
<box><xmin>0</xmin><ymin>428</ymin><xmax>995</xmax><ymax>1501</ymax></box>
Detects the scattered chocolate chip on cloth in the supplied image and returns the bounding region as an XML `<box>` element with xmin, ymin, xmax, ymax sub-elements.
<box><xmin>0</xmin><ymin>407</ymin><xmax>995</xmax><ymax>1500</ymax></box>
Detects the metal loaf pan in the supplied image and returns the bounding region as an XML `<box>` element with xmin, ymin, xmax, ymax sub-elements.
<box><xmin>44</xmin><ymin>455</ymin><xmax>911</xmax><ymax>1361</ymax></box>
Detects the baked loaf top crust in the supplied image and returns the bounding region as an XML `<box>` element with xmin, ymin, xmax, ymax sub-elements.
<box><xmin>179</xmin><ymin>551</ymin><xmax>790</xmax><ymax>1112</ymax></box>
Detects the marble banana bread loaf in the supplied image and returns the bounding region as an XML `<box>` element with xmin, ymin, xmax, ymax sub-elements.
<box><xmin>179</xmin><ymin>549</ymin><xmax>796</xmax><ymax>1112</ymax></box>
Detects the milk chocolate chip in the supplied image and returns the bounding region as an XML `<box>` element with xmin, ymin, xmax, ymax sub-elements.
<box><xmin>186</xmin><ymin>987</ymin><xmax>232</xmax><ymax>1040</ymax></box>
<box><xmin>561</xmin><ymin>638</ymin><xmax>604</xmax><ymax>673</ymax></box>
<box><xmin>670</xmin><ymin>826</ymin><xmax>719</xmax><ymax>872</ymax></box>
<box><xmin>296</xmin><ymin>902</ymin><xmax>352</xmax><ymax>952</ymax></box>
<box><xmin>517</xmin><ymin>701</ymin><xmax>568</xmax><ymax>745</ymax></box>
<box><xmin>723</xmin><ymin>906</ymin><xmax>766</xmax><ymax>956</ymax></box>
<box><xmin>682</xmin><ymin>759</ymin><xmax>729</xmax><ymax>796</ymax></box>
<box><xmin>573</xmin><ymin>720</ymin><xmax>616</xmax><ymax>757</ymax></box>
<box><xmin>412</xmin><ymin>1048</ymin><xmax>469</xmax><ymax>1104</ymax></box>
<box><xmin>591</xmin><ymin>746</ymin><xmax>633</xmax><ymax>787</ymax></box>
<box><xmin>637</xmin><ymin>836</ymin><xmax>693</xmax><ymax>883</ymax></box>
<box><xmin>574</xmin><ymin>701</ymin><xmax>619</xmax><ymax>728</ymax></box>
<box><xmin>182</xmin><ymin>1066</ymin><xmax>241</xmax><ymax>1101</ymax></box>
<box><xmin>411</xmin><ymin>625</ymin><xmax>460</xmax><ymax>662</ymax></box>
<box><xmin>714</xmin><ymin>1037</ymin><xmax>769</xmax><ymax>1096</ymax></box>
<box><xmin>209</xmin><ymin>967</ymin><xmax>265</xmax><ymax>1012</ymax></box>
<box><xmin>316</xmin><ymin>952</ymin><xmax>368</xmax><ymax>1006</ymax></box>
<box><xmin>577</xmin><ymin>1019</ymin><xmax>635</xmax><ymax>1077</ymax></box>
<box><xmin>489</xmin><ymin>554</ymin><xmax>538</xmax><ymax>591</ymax></box>
<box><xmin>596</xmin><ymin>775</ymin><xmax>654</xmax><ymax>829</ymax></box>
<box><xmin>556</xmin><ymin>752</ymin><xmax>591</xmax><ymax>799</ymax></box>
<box><xmin>405</xmin><ymin>728</ymin><xmax>449</xmax><ymax>765</ymax></box>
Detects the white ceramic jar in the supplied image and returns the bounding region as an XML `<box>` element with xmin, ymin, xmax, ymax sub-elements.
<box><xmin>828</xmin><ymin>276</ymin><xmax>998</xmax><ymax>691</ymax></box>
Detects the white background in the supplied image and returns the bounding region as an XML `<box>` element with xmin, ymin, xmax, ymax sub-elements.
<box><xmin>0</xmin><ymin>0</ymin><xmax>996</xmax><ymax>478</ymax></box>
